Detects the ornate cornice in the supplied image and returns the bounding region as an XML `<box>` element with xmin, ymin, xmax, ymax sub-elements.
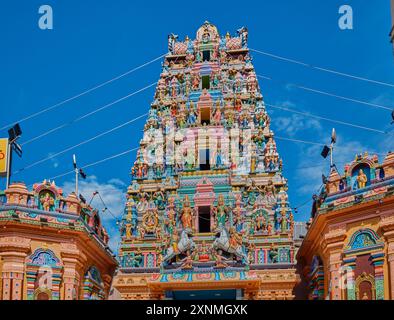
<box><xmin>0</xmin><ymin>236</ymin><xmax>31</xmax><ymax>253</ymax></box>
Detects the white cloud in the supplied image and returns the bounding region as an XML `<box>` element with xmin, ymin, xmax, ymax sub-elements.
<box><xmin>274</xmin><ymin>114</ymin><xmax>322</xmax><ymax>137</ymax></box>
<box><xmin>108</xmin><ymin>178</ymin><xmax>127</xmax><ymax>187</ymax></box>
<box><xmin>271</xmin><ymin>101</ymin><xmax>322</xmax><ymax>137</ymax></box>
<box><xmin>61</xmin><ymin>175</ymin><xmax>126</xmax><ymax>252</ymax></box>
<box><xmin>48</xmin><ymin>152</ymin><xmax>59</xmax><ymax>168</ymax></box>
<box><xmin>294</xmin><ymin>135</ymin><xmax>367</xmax><ymax>196</ymax></box>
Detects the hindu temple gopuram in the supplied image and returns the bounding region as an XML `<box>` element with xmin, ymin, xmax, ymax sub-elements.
<box><xmin>298</xmin><ymin>152</ymin><xmax>394</xmax><ymax>300</ymax></box>
<box><xmin>0</xmin><ymin>180</ymin><xmax>117</xmax><ymax>300</ymax></box>
<box><xmin>112</xmin><ymin>22</ymin><xmax>300</xmax><ymax>300</ymax></box>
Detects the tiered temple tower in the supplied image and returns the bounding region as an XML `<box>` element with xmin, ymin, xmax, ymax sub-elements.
<box><xmin>112</xmin><ymin>22</ymin><xmax>299</xmax><ymax>300</ymax></box>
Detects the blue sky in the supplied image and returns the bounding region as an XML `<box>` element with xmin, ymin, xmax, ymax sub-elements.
<box><xmin>1</xmin><ymin>1</ymin><xmax>394</xmax><ymax>250</ymax></box>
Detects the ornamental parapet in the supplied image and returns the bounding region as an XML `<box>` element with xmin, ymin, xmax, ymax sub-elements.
<box><xmin>311</xmin><ymin>152</ymin><xmax>394</xmax><ymax>219</ymax></box>
<box><xmin>0</xmin><ymin>180</ymin><xmax>112</xmax><ymax>251</ymax></box>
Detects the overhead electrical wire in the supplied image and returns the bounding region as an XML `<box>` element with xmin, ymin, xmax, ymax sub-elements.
<box><xmin>257</xmin><ymin>74</ymin><xmax>393</xmax><ymax>112</ymax></box>
<box><xmin>0</xmin><ymin>53</ymin><xmax>166</xmax><ymax>131</ymax></box>
<box><xmin>250</xmin><ymin>48</ymin><xmax>394</xmax><ymax>89</ymax></box>
<box><xmin>96</xmin><ymin>191</ymin><xmax>118</xmax><ymax>221</ymax></box>
<box><xmin>264</xmin><ymin>103</ymin><xmax>386</xmax><ymax>134</ymax></box>
<box><xmin>292</xmin><ymin>184</ymin><xmax>324</xmax><ymax>213</ymax></box>
<box><xmin>14</xmin><ymin>114</ymin><xmax>147</xmax><ymax>175</ymax></box>
<box><xmin>26</xmin><ymin>146</ymin><xmax>139</xmax><ymax>188</ymax></box>
<box><xmin>274</xmin><ymin>135</ymin><xmax>387</xmax><ymax>156</ymax></box>
<box><xmin>21</xmin><ymin>55</ymin><xmax>186</xmax><ymax>147</ymax></box>
<box><xmin>21</xmin><ymin>83</ymin><xmax>156</xmax><ymax>146</ymax></box>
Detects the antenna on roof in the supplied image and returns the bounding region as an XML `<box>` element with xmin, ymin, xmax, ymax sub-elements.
<box><xmin>320</xmin><ymin>128</ymin><xmax>337</xmax><ymax>168</ymax></box>
<box><xmin>72</xmin><ymin>154</ymin><xmax>87</xmax><ymax>197</ymax></box>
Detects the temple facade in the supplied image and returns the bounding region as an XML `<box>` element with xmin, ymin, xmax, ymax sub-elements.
<box><xmin>297</xmin><ymin>152</ymin><xmax>394</xmax><ymax>300</ymax></box>
<box><xmin>112</xmin><ymin>22</ymin><xmax>299</xmax><ymax>300</ymax></box>
<box><xmin>0</xmin><ymin>180</ymin><xmax>117</xmax><ymax>300</ymax></box>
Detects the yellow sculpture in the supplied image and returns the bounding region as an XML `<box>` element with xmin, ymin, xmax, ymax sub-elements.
<box><xmin>125</xmin><ymin>223</ymin><xmax>132</xmax><ymax>239</ymax></box>
<box><xmin>357</xmin><ymin>169</ymin><xmax>368</xmax><ymax>189</ymax></box>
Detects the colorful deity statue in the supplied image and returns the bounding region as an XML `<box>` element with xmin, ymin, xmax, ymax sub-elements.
<box><xmin>279</xmin><ymin>208</ymin><xmax>288</xmax><ymax>233</ymax></box>
<box><xmin>155</xmin><ymin>246</ymin><xmax>164</xmax><ymax>267</ymax></box>
<box><xmin>142</xmin><ymin>207</ymin><xmax>159</xmax><ymax>235</ymax></box>
<box><xmin>176</xmin><ymin>112</ymin><xmax>186</xmax><ymax>129</ymax></box>
<box><xmin>254</xmin><ymin>110</ymin><xmax>265</xmax><ymax>128</ymax></box>
<box><xmin>233</xmin><ymin>194</ymin><xmax>244</xmax><ymax>233</ymax></box>
<box><xmin>166</xmin><ymin>196</ymin><xmax>176</xmax><ymax>221</ymax></box>
<box><xmin>187</xmin><ymin>102</ymin><xmax>198</xmax><ymax>126</ymax></box>
<box><xmin>213</xmin><ymin>194</ymin><xmax>230</xmax><ymax>229</ymax></box>
<box><xmin>269</xmin><ymin>244</ymin><xmax>278</xmax><ymax>263</ymax></box>
<box><xmin>169</xmin><ymin>229</ymin><xmax>180</xmax><ymax>254</ymax></box>
<box><xmin>235</xmin><ymin>95</ymin><xmax>242</xmax><ymax>112</ymax></box>
<box><xmin>39</xmin><ymin>191</ymin><xmax>55</xmax><ymax>211</ymax></box>
<box><xmin>247</xmin><ymin>243</ymin><xmax>255</xmax><ymax>264</ymax></box>
<box><xmin>197</xmin><ymin>241</ymin><xmax>210</xmax><ymax>262</ymax></box>
<box><xmin>215</xmin><ymin>146</ymin><xmax>224</xmax><ymax>168</ymax></box>
<box><xmin>213</xmin><ymin>249</ymin><xmax>228</xmax><ymax>268</ymax></box>
<box><xmin>254</xmin><ymin>210</ymin><xmax>267</xmax><ymax>232</ymax></box>
<box><xmin>212</xmin><ymin>101</ymin><xmax>222</xmax><ymax>125</ymax></box>
<box><xmin>180</xmin><ymin>251</ymin><xmax>194</xmax><ymax>269</ymax></box>
<box><xmin>153</xmin><ymin>190</ymin><xmax>165</xmax><ymax>210</ymax></box>
<box><xmin>170</xmin><ymin>76</ymin><xmax>178</xmax><ymax>97</ymax></box>
<box><xmin>195</xmin><ymin>50</ymin><xmax>202</xmax><ymax>62</ymax></box>
<box><xmin>185</xmin><ymin>72</ymin><xmax>192</xmax><ymax>95</ymax></box>
<box><xmin>267</xmin><ymin>222</ymin><xmax>273</xmax><ymax>235</ymax></box>
<box><xmin>157</xmin><ymin>77</ymin><xmax>167</xmax><ymax>100</ymax></box>
<box><xmin>357</xmin><ymin>169</ymin><xmax>368</xmax><ymax>189</ymax></box>
<box><xmin>211</xmin><ymin>70</ymin><xmax>220</xmax><ymax>88</ymax></box>
<box><xmin>239</xmin><ymin>113</ymin><xmax>249</xmax><ymax>128</ymax></box>
<box><xmin>179</xmin><ymin>195</ymin><xmax>193</xmax><ymax>230</ymax></box>
<box><xmin>234</xmin><ymin>72</ymin><xmax>243</xmax><ymax>92</ymax></box>
<box><xmin>252</xmin><ymin>127</ymin><xmax>266</xmax><ymax>152</ymax></box>
<box><xmin>130</xmin><ymin>249</ymin><xmax>144</xmax><ymax>268</ymax></box>
<box><xmin>246</xmin><ymin>71</ymin><xmax>257</xmax><ymax>92</ymax></box>
<box><xmin>125</xmin><ymin>223</ymin><xmax>133</xmax><ymax>239</ymax></box>
<box><xmin>183</xmin><ymin>149</ymin><xmax>195</xmax><ymax>170</ymax></box>
<box><xmin>229</xmin><ymin>227</ymin><xmax>243</xmax><ymax>251</ymax></box>
<box><xmin>192</xmin><ymin>71</ymin><xmax>200</xmax><ymax>90</ymax></box>
<box><xmin>250</xmin><ymin>149</ymin><xmax>257</xmax><ymax>174</ymax></box>
<box><xmin>123</xmin><ymin>199</ymin><xmax>137</xmax><ymax>239</ymax></box>
<box><xmin>225</xmin><ymin>108</ymin><xmax>234</xmax><ymax>127</ymax></box>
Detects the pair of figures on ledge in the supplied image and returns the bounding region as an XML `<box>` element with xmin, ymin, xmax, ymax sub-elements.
<box><xmin>178</xmin><ymin>194</ymin><xmax>230</xmax><ymax>232</ymax></box>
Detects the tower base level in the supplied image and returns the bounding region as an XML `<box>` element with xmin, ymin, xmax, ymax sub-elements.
<box><xmin>112</xmin><ymin>268</ymin><xmax>299</xmax><ymax>300</ymax></box>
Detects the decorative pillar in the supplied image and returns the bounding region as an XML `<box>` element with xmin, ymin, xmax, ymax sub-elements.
<box><xmin>321</xmin><ymin>226</ymin><xmax>346</xmax><ymax>300</ymax></box>
<box><xmin>0</xmin><ymin>236</ymin><xmax>30</xmax><ymax>300</ymax></box>
<box><xmin>388</xmin><ymin>248</ymin><xmax>394</xmax><ymax>299</ymax></box>
<box><xmin>371</xmin><ymin>253</ymin><xmax>385</xmax><ymax>300</ymax></box>
<box><xmin>62</xmin><ymin>258</ymin><xmax>84</xmax><ymax>300</ymax></box>
<box><xmin>379</xmin><ymin>212</ymin><xmax>394</xmax><ymax>299</ymax></box>
<box><xmin>342</xmin><ymin>258</ymin><xmax>356</xmax><ymax>300</ymax></box>
<box><xmin>328</xmin><ymin>251</ymin><xmax>343</xmax><ymax>300</ymax></box>
<box><xmin>60</xmin><ymin>242</ymin><xmax>86</xmax><ymax>300</ymax></box>
<box><xmin>102</xmin><ymin>274</ymin><xmax>113</xmax><ymax>299</ymax></box>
